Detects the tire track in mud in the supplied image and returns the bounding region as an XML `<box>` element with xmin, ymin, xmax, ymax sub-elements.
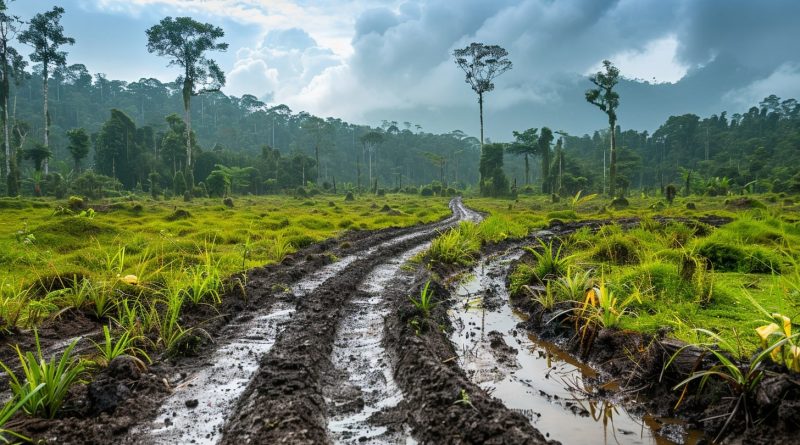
<box><xmin>324</xmin><ymin>242</ymin><xmax>429</xmax><ymax>444</ymax></box>
<box><xmin>219</xmin><ymin>199</ymin><xmax>477</xmax><ymax>445</ymax></box>
<box><xmin>129</xmin><ymin>200</ymin><xmax>468</xmax><ymax>445</ymax></box>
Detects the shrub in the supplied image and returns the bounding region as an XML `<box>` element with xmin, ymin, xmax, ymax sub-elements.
<box><xmin>665</xmin><ymin>184</ymin><xmax>677</xmax><ymax>204</ymax></box>
<box><xmin>376</xmin><ymin>188</ymin><xmax>385</xmax><ymax>197</ymax></box>
<box><xmin>610</xmin><ymin>196</ymin><xmax>629</xmax><ymax>209</ymax></box>
<box><xmin>420</xmin><ymin>186</ymin><xmax>434</xmax><ymax>197</ymax></box>
<box><xmin>67</xmin><ymin>195</ymin><xmax>84</xmax><ymax>211</ymax></box>
<box><xmin>344</xmin><ymin>191</ymin><xmax>355</xmax><ymax>201</ymax></box>
<box><xmin>296</xmin><ymin>186</ymin><xmax>308</xmax><ymax>198</ymax></box>
<box><xmin>223</xmin><ymin>197</ymin><xmax>234</xmax><ymax>208</ymax></box>
<box><xmin>166</xmin><ymin>209</ymin><xmax>192</xmax><ymax>221</ymax></box>
<box><xmin>592</xmin><ymin>234</ymin><xmax>640</xmax><ymax>265</ymax></box>
<box><xmin>695</xmin><ymin>240</ymin><xmax>783</xmax><ymax>273</ymax></box>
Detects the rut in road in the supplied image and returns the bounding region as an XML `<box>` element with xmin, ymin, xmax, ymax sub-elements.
<box><xmin>324</xmin><ymin>203</ymin><xmax>483</xmax><ymax>443</ymax></box>
<box><xmin>130</xmin><ymin>199</ymin><xmax>468</xmax><ymax>444</ymax></box>
<box><xmin>220</xmin><ymin>198</ymin><xmax>477</xmax><ymax>444</ymax></box>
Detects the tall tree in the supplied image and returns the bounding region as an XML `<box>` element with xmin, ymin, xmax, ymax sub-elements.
<box><xmin>453</xmin><ymin>43</ymin><xmax>511</xmax><ymax>197</ymax></box>
<box><xmin>421</xmin><ymin>151</ymin><xmax>446</xmax><ymax>186</ymax></box>
<box><xmin>585</xmin><ymin>60</ymin><xmax>620</xmax><ymax>197</ymax></box>
<box><xmin>66</xmin><ymin>127</ymin><xmax>89</xmax><ymax>172</ymax></box>
<box><xmin>508</xmin><ymin>128</ymin><xmax>538</xmax><ymax>185</ymax></box>
<box><xmin>302</xmin><ymin>115</ymin><xmax>331</xmax><ymax>183</ymax></box>
<box><xmin>453</xmin><ymin>43</ymin><xmax>512</xmax><ymax>148</ymax></box>
<box><xmin>359</xmin><ymin>131</ymin><xmax>383</xmax><ymax>187</ymax></box>
<box><xmin>23</xmin><ymin>141</ymin><xmax>50</xmax><ymax>172</ymax></box>
<box><xmin>538</xmin><ymin>127</ymin><xmax>554</xmax><ymax>193</ymax></box>
<box><xmin>18</xmin><ymin>5</ymin><xmax>74</xmax><ymax>175</ymax></box>
<box><xmin>0</xmin><ymin>0</ymin><xmax>24</xmax><ymax>187</ymax></box>
<box><xmin>146</xmin><ymin>16</ymin><xmax>228</xmax><ymax>171</ymax></box>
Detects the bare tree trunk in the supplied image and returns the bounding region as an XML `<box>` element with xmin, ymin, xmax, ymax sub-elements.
<box><xmin>478</xmin><ymin>92</ymin><xmax>484</xmax><ymax>147</ymax></box>
<box><xmin>609</xmin><ymin>120</ymin><xmax>617</xmax><ymax>197</ymax></box>
<box><xmin>524</xmin><ymin>154</ymin><xmax>529</xmax><ymax>185</ymax></box>
<box><xmin>183</xmin><ymin>79</ymin><xmax>192</xmax><ymax>169</ymax></box>
<box><xmin>2</xmin><ymin>80</ymin><xmax>8</xmax><ymax>179</ymax></box>
<box><xmin>43</xmin><ymin>71</ymin><xmax>49</xmax><ymax>174</ymax></box>
<box><xmin>315</xmin><ymin>144</ymin><xmax>320</xmax><ymax>183</ymax></box>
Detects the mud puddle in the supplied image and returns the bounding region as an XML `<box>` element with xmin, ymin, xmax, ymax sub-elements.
<box><xmin>326</xmin><ymin>243</ymin><xmax>429</xmax><ymax>444</ymax></box>
<box><xmin>449</xmin><ymin>251</ymin><xmax>705</xmax><ymax>445</ymax></box>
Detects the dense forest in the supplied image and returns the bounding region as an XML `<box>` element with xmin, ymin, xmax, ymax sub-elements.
<box><xmin>0</xmin><ymin>4</ymin><xmax>798</xmax><ymax>200</ymax></box>
<box><xmin>0</xmin><ymin>65</ymin><xmax>483</xmax><ymax>197</ymax></box>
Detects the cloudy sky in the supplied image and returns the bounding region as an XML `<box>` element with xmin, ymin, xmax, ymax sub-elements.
<box><xmin>11</xmin><ymin>0</ymin><xmax>800</xmax><ymax>139</ymax></box>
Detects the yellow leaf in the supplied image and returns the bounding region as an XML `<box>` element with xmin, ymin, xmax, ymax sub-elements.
<box><xmin>772</xmin><ymin>313</ymin><xmax>792</xmax><ymax>337</ymax></box>
<box><xmin>771</xmin><ymin>344</ymin><xmax>784</xmax><ymax>364</ymax></box>
<box><xmin>790</xmin><ymin>346</ymin><xmax>800</xmax><ymax>373</ymax></box>
<box><xmin>121</xmin><ymin>274</ymin><xmax>139</xmax><ymax>286</ymax></box>
<box><xmin>756</xmin><ymin>323</ymin><xmax>780</xmax><ymax>348</ymax></box>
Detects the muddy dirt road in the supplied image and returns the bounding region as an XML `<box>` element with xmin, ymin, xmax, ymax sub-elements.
<box><xmin>131</xmin><ymin>198</ymin><xmax>531</xmax><ymax>444</ymax></box>
<box><xmin>10</xmin><ymin>202</ymin><xmax>736</xmax><ymax>444</ymax></box>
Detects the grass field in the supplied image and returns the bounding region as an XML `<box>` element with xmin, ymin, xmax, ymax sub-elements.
<box><xmin>460</xmin><ymin>193</ymin><xmax>800</xmax><ymax>357</ymax></box>
<box><xmin>0</xmin><ymin>194</ymin><xmax>451</xmax><ymax>330</ymax></box>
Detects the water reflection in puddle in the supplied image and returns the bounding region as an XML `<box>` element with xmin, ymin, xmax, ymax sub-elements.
<box><xmin>448</xmin><ymin>252</ymin><xmax>707</xmax><ymax>445</ymax></box>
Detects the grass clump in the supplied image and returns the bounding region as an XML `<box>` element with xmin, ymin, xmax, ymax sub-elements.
<box><xmin>0</xmin><ymin>331</ymin><xmax>86</xmax><ymax>418</ymax></box>
<box><xmin>410</xmin><ymin>281</ymin><xmax>437</xmax><ymax>318</ymax></box>
<box><xmin>695</xmin><ymin>240</ymin><xmax>783</xmax><ymax>273</ymax></box>
<box><xmin>525</xmin><ymin>239</ymin><xmax>574</xmax><ymax>281</ymax></box>
<box><xmin>427</xmin><ymin>222</ymin><xmax>481</xmax><ymax>266</ymax></box>
<box><xmin>546</xmin><ymin>210</ymin><xmax>578</xmax><ymax>221</ymax></box>
<box><xmin>591</xmin><ymin>233</ymin><xmax>641</xmax><ymax>265</ymax></box>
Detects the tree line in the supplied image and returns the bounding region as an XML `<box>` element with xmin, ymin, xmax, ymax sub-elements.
<box><xmin>0</xmin><ymin>2</ymin><xmax>480</xmax><ymax>199</ymax></box>
<box><xmin>453</xmin><ymin>43</ymin><xmax>800</xmax><ymax>199</ymax></box>
<box><xmin>1</xmin><ymin>3</ymin><xmax>797</xmax><ymax>201</ymax></box>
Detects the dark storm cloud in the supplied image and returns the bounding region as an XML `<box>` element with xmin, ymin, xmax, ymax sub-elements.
<box><xmin>330</xmin><ymin>0</ymin><xmax>800</xmax><ymax>137</ymax></box>
<box><xmin>676</xmin><ymin>0</ymin><xmax>800</xmax><ymax>71</ymax></box>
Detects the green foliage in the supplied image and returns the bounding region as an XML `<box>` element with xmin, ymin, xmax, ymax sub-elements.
<box><xmin>427</xmin><ymin>222</ymin><xmax>481</xmax><ymax>266</ymax></box>
<box><xmin>591</xmin><ymin>233</ymin><xmax>641</xmax><ymax>265</ymax></box>
<box><xmin>526</xmin><ymin>280</ymin><xmax>557</xmax><ymax>310</ymax></box>
<box><xmin>66</xmin><ymin>128</ymin><xmax>90</xmax><ymax>172</ymax></box>
<box><xmin>0</xmin><ymin>382</ymin><xmax>44</xmax><ymax>443</ymax></box>
<box><xmin>665</xmin><ymin>184</ymin><xmax>677</xmax><ymax>204</ymax></box>
<box><xmin>578</xmin><ymin>279</ymin><xmax>641</xmax><ymax>330</ymax></box>
<box><xmin>546</xmin><ymin>210</ymin><xmax>578</xmax><ymax>220</ymax></box>
<box><xmin>0</xmin><ymin>331</ymin><xmax>85</xmax><ymax>418</ymax></box>
<box><xmin>92</xmin><ymin>325</ymin><xmax>151</xmax><ymax>366</ymax></box>
<box><xmin>173</xmin><ymin>171</ymin><xmax>187</xmax><ymax>196</ymax></box>
<box><xmin>410</xmin><ymin>281</ymin><xmax>437</xmax><ymax>318</ymax></box>
<box><xmin>695</xmin><ymin>240</ymin><xmax>783</xmax><ymax>273</ymax></box>
<box><xmin>185</xmin><ymin>246</ymin><xmax>223</xmax><ymax>305</ymax></box>
<box><xmin>555</xmin><ymin>267</ymin><xmax>593</xmax><ymax>302</ymax></box>
<box><xmin>478</xmin><ymin>143</ymin><xmax>509</xmax><ymax>197</ymax></box>
<box><xmin>569</xmin><ymin>190</ymin><xmax>597</xmax><ymax>211</ymax></box>
<box><xmin>525</xmin><ymin>239</ymin><xmax>574</xmax><ymax>281</ymax></box>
